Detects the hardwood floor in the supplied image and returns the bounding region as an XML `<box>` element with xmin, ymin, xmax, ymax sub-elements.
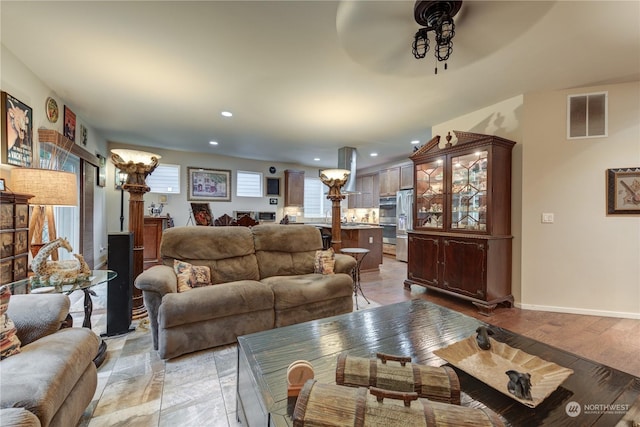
<box><xmin>362</xmin><ymin>255</ymin><xmax>640</xmax><ymax>378</ymax></box>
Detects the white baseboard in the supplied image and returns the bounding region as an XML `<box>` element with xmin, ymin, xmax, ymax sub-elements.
<box><xmin>515</xmin><ymin>302</ymin><xmax>640</xmax><ymax>320</ymax></box>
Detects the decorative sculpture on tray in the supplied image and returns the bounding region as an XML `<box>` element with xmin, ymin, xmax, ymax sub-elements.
<box><xmin>475</xmin><ymin>326</ymin><xmax>494</xmax><ymax>350</ymax></box>
<box><xmin>506</xmin><ymin>370</ymin><xmax>532</xmax><ymax>400</ymax></box>
<box><xmin>31</xmin><ymin>237</ymin><xmax>91</xmax><ymax>286</ymax></box>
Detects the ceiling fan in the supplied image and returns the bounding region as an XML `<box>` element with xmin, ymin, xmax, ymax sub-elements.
<box><xmin>335</xmin><ymin>0</ymin><xmax>554</xmax><ymax>77</ymax></box>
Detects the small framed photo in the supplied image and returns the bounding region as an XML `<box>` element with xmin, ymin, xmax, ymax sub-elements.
<box><xmin>63</xmin><ymin>105</ymin><xmax>76</xmax><ymax>142</ymax></box>
<box><xmin>190</xmin><ymin>203</ymin><xmax>213</xmax><ymax>226</ymax></box>
<box><xmin>1</xmin><ymin>92</ymin><xmax>33</xmax><ymax>167</ymax></box>
<box><xmin>0</xmin><ymin>178</ymin><xmax>5</xmax><ymax>191</ymax></box>
<box><xmin>188</xmin><ymin>167</ymin><xmax>231</xmax><ymax>201</ymax></box>
<box><xmin>606</xmin><ymin>167</ymin><xmax>640</xmax><ymax>215</ymax></box>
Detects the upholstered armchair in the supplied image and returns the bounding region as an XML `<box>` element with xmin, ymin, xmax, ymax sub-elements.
<box><xmin>1</xmin><ymin>293</ymin><xmax>99</xmax><ymax>427</ymax></box>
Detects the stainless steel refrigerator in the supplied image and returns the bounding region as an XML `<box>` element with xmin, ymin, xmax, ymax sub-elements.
<box><xmin>395</xmin><ymin>189</ymin><xmax>413</xmax><ymax>262</ymax></box>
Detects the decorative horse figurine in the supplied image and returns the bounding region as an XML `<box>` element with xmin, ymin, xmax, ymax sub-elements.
<box><xmin>31</xmin><ymin>238</ymin><xmax>91</xmax><ymax>285</ymax></box>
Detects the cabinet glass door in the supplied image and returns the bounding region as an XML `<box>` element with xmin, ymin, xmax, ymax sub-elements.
<box><xmin>450</xmin><ymin>150</ymin><xmax>488</xmax><ymax>231</ymax></box>
<box><xmin>415</xmin><ymin>159</ymin><xmax>444</xmax><ymax>229</ymax></box>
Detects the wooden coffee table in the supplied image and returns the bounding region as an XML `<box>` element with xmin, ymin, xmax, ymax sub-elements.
<box><xmin>236</xmin><ymin>299</ymin><xmax>639</xmax><ymax>426</ymax></box>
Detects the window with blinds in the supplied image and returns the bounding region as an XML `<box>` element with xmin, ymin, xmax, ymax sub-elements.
<box><xmin>237</xmin><ymin>171</ymin><xmax>263</xmax><ymax>197</ymax></box>
<box><xmin>304</xmin><ymin>177</ymin><xmax>332</xmax><ymax>217</ymax></box>
<box><xmin>147</xmin><ymin>164</ymin><xmax>180</xmax><ymax>194</ymax></box>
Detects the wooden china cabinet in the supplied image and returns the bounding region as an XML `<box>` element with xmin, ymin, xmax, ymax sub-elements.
<box><xmin>403</xmin><ymin>131</ymin><xmax>516</xmax><ymax>315</ymax></box>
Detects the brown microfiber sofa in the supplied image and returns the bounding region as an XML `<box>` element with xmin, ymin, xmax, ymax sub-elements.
<box><xmin>0</xmin><ymin>293</ymin><xmax>98</xmax><ymax>427</ymax></box>
<box><xmin>135</xmin><ymin>224</ymin><xmax>356</xmax><ymax>359</ymax></box>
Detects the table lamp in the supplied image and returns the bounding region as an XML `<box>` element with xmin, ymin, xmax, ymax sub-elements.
<box><xmin>319</xmin><ymin>169</ymin><xmax>350</xmax><ymax>252</ymax></box>
<box><xmin>10</xmin><ymin>168</ymin><xmax>78</xmax><ymax>260</ymax></box>
<box><xmin>111</xmin><ymin>148</ymin><xmax>160</xmax><ymax>319</ymax></box>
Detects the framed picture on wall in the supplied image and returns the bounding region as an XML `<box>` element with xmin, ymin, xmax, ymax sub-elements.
<box><xmin>265</xmin><ymin>177</ymin><xmax>281</xmax><ymax>196</ymax></box>
<box><xmin>606</xmin><ymin>167</ymin><xmax>640</xmax><ymax>215</ymax></box>
<box><xmin>187</xmin><ymin>167</ymin><xmax>231</xmax><ymax>201</ymax></box>
<box><xmin>1</xmin><ymin>92</ymin><xmax>33</xmax><ymax>167</ymax></box>
<box><xmin>63</xmin><ymin>105</ymin><xmax>76</xmax><ymax>142</ymax></box>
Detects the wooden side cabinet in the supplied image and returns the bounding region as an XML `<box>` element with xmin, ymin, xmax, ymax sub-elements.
<box><xmin>0</xmin><ymin>191</ymin><xmax>32</xmax><ymax>285</ymax></box>
<box><xmin>404</xmin><ymin>131</ymin><xmax>516</xmax><ymax>315</ymax></box>
<box><xmin>143</xmin><ymin>216</ymin><xmax>171</xmax><ymax>270</ymax></box>
<box><xmin>284</xmin><ymin>170</ymin><xmax>305</xmax><ymax>207</ymax></box>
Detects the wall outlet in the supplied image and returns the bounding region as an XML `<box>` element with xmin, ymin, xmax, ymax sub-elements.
<box><xmin>541</xmin><ymin>213</ymin><xmax>554</xmax><ymax>223</ymax></box>
<box><xmin>369</xmin><ymin>236</ymin><xmax>373</xmax><ymax>244</ymax></box>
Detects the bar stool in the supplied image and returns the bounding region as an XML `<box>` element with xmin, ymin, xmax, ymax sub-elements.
<box><xmin>340</xmin><ymin>247</ymin><xmax>370</xmax><ymax>310</ymax></box>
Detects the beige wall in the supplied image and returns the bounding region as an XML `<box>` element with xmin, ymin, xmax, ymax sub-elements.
<box><xmin>520</xmin><ymin>82</ymin><xmax>639</xmax><ymax>318</ymax></box>
<box><xmin>1</xmin><ymin>45</ymin><xmax>109</xmax><ymax>267</ymax></box>
<box><xmin>432</xmin><ymin>86</ymin><xmax>639</xmax><ymax>318</ymax></box>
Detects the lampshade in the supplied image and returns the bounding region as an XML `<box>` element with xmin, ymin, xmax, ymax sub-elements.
<box><xmin>10</xmin><ymin>168</ymin><xmax>78</xmax><ymax>206</ymax></box>
<box><xmin>111</xmin><ymin>149</ymin><xmax>161</xmax><ymax>165</ymax></box>
<box><xmin>320</xmin><ymin>169</ymin><xmax>350</xmax><ymax>181</ymax></box>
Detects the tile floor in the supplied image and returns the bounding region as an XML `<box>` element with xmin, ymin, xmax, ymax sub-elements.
<box><xmin>71</xmin><ymin>288</ymin><xmax>375</xmax><ymax>427</ymax></box>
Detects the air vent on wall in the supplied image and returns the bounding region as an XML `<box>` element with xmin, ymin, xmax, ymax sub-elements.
<box><xmin>567</xmin><ymin>92</ymin><xmax>608</xmax><ymax>139</ymax></box>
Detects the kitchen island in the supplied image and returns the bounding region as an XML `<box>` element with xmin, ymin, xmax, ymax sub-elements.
<box><xmin>311</xmin><ymin>224</ymin><xmax>383</xmax><ymax>272</ymax></box>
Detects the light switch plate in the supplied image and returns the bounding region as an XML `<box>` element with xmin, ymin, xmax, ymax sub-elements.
<box><xmin>542</xmin><ymin>213</ymin><xmax>554</xmax><ymax>223</ymax></box>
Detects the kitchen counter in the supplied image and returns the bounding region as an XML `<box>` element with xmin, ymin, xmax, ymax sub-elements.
<box><xmin>310</xmin><ymin>224</ymin><xmax>383</xmax><ymax>272</ymax></box>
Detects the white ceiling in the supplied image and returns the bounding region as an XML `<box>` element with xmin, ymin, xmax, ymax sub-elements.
<box><xmin>1</xmin><ymin>1</ymin><xmax>639</xmax><ymax>170</ymax></box>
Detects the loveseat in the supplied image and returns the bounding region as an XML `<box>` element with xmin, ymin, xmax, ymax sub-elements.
<box><xmin>0</xmin><ymin>292</ymin><xmax>99</xmax><ymax>427</ymax></box>
<box><xmin>135</xmin><ymin>224</ymin><xmax>356</xmax><ymax>359</ymax></box>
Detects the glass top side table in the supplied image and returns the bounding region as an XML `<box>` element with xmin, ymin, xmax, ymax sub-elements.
<box><xmin>30</xmin><ymin>270</ymin><xmax>117</xmax><ymax>367</ymax></box>
<box><xmin>31</xmin><ymin>270</ymin><xmax>117</xmax><ymax>329</ymax></box>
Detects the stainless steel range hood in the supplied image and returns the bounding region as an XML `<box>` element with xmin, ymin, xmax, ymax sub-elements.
<box><xmin>337</xmin><ymin>147</ymin><xmax>357</xmax><ymax>194</ymax></box>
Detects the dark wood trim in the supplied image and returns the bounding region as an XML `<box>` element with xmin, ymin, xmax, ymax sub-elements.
<box><xmin>38</xmin><ymin>128</ymin><xmax>100</xmax><ymax>166</ymax></box>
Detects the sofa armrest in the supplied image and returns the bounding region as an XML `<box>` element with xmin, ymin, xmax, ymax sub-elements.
<box><xmin>7</xmin><ymin>294</ymin><xmax>70</xmax><ymax>346</ymax></box>
<box><xmin>134</xmin><ymin>265</ymin><xmax>177</xmax><ymax>351</ymax></box>
<box><xmin>334</xmin><ymin>253</ymin><xmax>357</xmax><ymax>275</ymax></box>
<box><xmin>134</xmin><ymin>265</ymin><xmax>177</xmax><ymax>296</ymax></box>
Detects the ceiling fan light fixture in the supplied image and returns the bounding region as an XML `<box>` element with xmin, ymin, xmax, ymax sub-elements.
<box><xmin>412</xmin><ymin>28</ymin><xmax>430</xmax><ymax>59</ymax></box>
<box><xmin>412</xmin><ymin>0</ymin><xmax>462</xmax><ymax>73</ymax></box>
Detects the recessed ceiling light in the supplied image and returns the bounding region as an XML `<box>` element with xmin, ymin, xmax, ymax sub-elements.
<box><xmin>221</xmin><ymin>111</ymin><xmax>233</xmax><ymax>117</ymax></box>
<box><xmin>411</xmin><ymin>140</ymin><xmax>420</xmax><ymax>145</ymax></box>
<box><xmin>209</xmin><ymin>141</ymin><xmax>218</xmax><ymax>145</ymax></box>
<box><xmin>313</xmin><ymin>158</ymin><xmax>320</xmax><ymax>161</ymax></box>
<box><xmin>370</xmin><ymin>152</ymin><xmax>378</xmax><ymax>157</ymax></box>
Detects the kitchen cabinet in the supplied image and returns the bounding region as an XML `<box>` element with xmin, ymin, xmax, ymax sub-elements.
<box><xmin>400</xmin><ymin>163</ymin><xmax>413</xmax><ymax>190</ymax></box>
<box><xmin>378</xmin><ymin>167</ymin><xmax>399</xmax><ymax>197</ymax></box>
<box><xmin>284</xmin><ymin>170</ymin><xmax>304</xmax><ymax>207</ymax></box>
<box><xmin>404</xmin><ymin>131</ymin><xmax>516</xmax><ymax>315</ymax></box>
<box><xmin>0</xmin><ymin>191</ymin><xmax>32</xmax><ymax>285</ymax></box>
<box><xmin>143</xmin><ymin>215</ymin><xmax>171</xmax><ymax>270</ymax></box>
<box><xmin>349</xmin><ymin>173</ymin><xmax>378</xmax><ymax>209</ymax></box>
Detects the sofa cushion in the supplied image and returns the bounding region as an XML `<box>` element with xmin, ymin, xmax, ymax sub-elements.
<box><xmin>261</xmin><ymin>273</ymin><xmax>353</xmax><ymax>310</ymax></box>
<box><xmin>174</xmin><ymin>260</ymin><xmax>212</xmax><ymax>292</ymax></box>
<box><xmin>159</xmin><ymin>280</ymin><xmax>274</xmax><ymax>329</ymax></box>
<box><xmin>160</xmin><ymin>226</ymin><xmax>260</xmax><ymax>283</ymax></box>
<box><xmin>252</xmin><ymin>225</ymin><xmax>323</xmax><ymax>278</ymax></box>
<box><xmin>0</xmin><ymin>285</ymin><xmax>21</xmax><ymax>360</ymax></box>
<box><xmin>7</xmin><ymin>294</ymin><xmax>71</xmax><ymax>346</ymax></box>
